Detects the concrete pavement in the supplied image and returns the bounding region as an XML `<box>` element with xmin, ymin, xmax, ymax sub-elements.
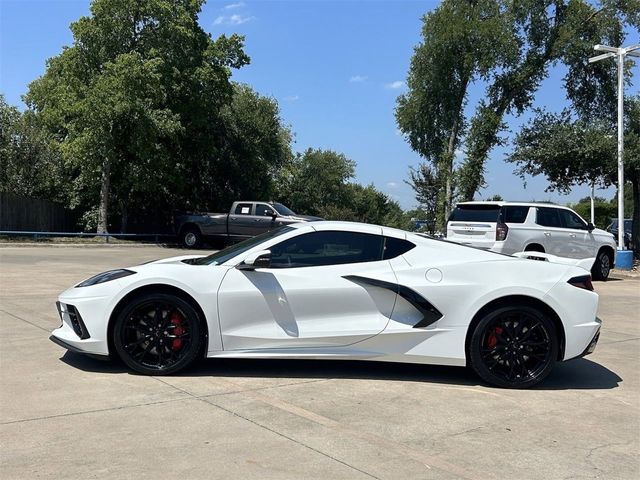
<box><xmin>1</xmin><ymin>246</ymin><xmax>638</xmax><ymax>479</ymax></box>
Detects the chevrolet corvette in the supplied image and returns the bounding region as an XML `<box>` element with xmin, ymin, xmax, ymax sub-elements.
<box><xmin>50</xmin><ymin>221</ymin><xmax>602</xmax><ymax>388</ymax></box>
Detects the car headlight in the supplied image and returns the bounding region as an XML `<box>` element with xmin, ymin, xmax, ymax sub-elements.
<box><xmin>76</xmin><ymin>269</ymin><xmax>136</xmax><ymax>287</ymax></box>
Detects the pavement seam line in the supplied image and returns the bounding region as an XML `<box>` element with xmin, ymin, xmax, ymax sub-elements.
<box><xmin>150</xmin><ymin>377</ymin><xmax>381</xmax><ymax>479</ymax></box>
<box><xmin>154</xmin><ymin>376</ymin><xmax>489</xmax><ymax>480</ymax></box>
<box><xmin>1</xmin><ymin>308</ymin><xmax>52</xmax><ymax>333</ymax></box>
<box><xmin>0</xmin><ymin>396</ymin><xmax>191</xmax><ymax>425</ymax></box>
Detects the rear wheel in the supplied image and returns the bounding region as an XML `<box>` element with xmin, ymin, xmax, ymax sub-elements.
<box><xmin>181</xmin><ymin>227</ymin><xmax>202</xmax><ymax>249</ymax></box>
<box><xmin>591</xmin><ymin>249</ymin><xmax>612</xmax><ymax>281</ymax></box>
<box><xmin>113</xmin><ymin>293</ymin><xmax>203</xmax><ymax>375</ymax></box>
<box><xmin>469</xmin><ymin>305</ymin><xmax>557</xmax><ymax>388</ymax></box>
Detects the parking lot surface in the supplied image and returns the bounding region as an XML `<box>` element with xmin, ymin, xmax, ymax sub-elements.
<box><xmin>1</xmin><ymin>246</ymin><xmax>638</xmax><ymax>479</ymax></box>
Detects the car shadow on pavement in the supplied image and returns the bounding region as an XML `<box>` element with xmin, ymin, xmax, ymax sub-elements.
<box><xmin>60</xmin><ymin>352</ymin><xmax>621</xmax><ymax>390</ymax></box>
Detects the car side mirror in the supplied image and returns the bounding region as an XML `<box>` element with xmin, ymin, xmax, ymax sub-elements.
<box><xmin>587</xmin><ymin>222</ymin><xmax>595</xmax><ymax>232</ymax></box>
<box><xmin>271</xmin><ymin>212</ymin><xmax>278</xmax><ymax>221</ymax></box>
<box><xmin>237</xmin><ymin>250</ymin><xmax>271</xmax><ymax>270</ymax></box>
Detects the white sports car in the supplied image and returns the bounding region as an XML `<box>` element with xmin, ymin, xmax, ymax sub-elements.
<box><xmin>51</xmin><ymin>221</ymin><xmax>602</xmax><ymax>388</ymax></box>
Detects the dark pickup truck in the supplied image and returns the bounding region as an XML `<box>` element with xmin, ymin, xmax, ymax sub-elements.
<box><xmin>174</xmin><ymin>201</ymin><xmax>321</xmax><ymax>248</ymax></box>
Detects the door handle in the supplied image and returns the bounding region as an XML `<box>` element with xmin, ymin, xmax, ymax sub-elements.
<box><xmin>569</xmin><ymin>233</ymin><xmax>576</xmax><ymax>238</ymax></box>
<box><xmin>544</xmin><ymin>232</ymin><xmax>551</xmax><ymax>236</ymax></box>
<box><xmin>254</xmin><ymin>219</ymin><xmax>261</xmax><ymax>222</ymax></box>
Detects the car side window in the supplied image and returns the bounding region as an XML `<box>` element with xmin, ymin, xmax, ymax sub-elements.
<box><xmin>270</xmin><ymin>231</ymin><xmax>384</xmax><ymax>268</ymax></box>
<box><xmin>382</xmin><ymin>237</ymin><xmax>415</xmax><ymax>259</ymax></box>
<box><xmin>255</xmin><ymin>204</ymin><xmax>275</xmax><ymax>217</ymax></box>
<box><xmin>536</xmin><ymin>207</ymin><xmax>562</xmax><ymax>228</ymax></box>
<box><xmin>234</xmin><ymin>203</ymin><xmax>253</xmax><ymax>215</ymax></box>
<box><xmin>559</xmin><ymin>209</ymin><xmax>587</xmax><ymax>230</ymax></box>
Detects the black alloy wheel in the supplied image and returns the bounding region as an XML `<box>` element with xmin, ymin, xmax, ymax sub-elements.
<box><xmin>469</xmin><ymin>306</ymin><xmax>558</xmax><ymax>388</ymax></box>
<box><xmin>114</xmin><ymin>293</ymin><xmax>203</xmax><ymax>375</ymax></box>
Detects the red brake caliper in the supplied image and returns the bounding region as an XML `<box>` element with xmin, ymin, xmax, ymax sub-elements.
<box><xmin>487</xmin><ymin>326</ymin><xmax>503</xmax><ymax>349</ymax></box>
<box><xmin>170</xmin><ymin>312</ymin><xmax>185</xmax><ymax>351</ymax></box>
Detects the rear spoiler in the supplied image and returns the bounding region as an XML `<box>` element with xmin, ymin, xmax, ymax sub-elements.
<box><xmin>511</xmin><ymin>251</ymin><xmax>594</xmax><ymax>271</ymax></box>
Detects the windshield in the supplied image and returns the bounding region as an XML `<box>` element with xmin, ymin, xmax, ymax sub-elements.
<box><xmin>448</xmin><ymin>205</ymin><xmax>501</xmax><ymax>223</ymax></box>
<box><xmin>273</xmin><ymin>203</ymin><xmax>296</xmax><ymax>216</ymax></box>
<box><xmin>192</xmin><ymin>226</ymin><xmax>295</xmax><ymax>265</ymax></box>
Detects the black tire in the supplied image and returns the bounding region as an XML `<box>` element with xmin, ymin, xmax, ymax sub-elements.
<box><xmin>181</xmin><ymin>227</ymin><xmax>202</xmax><ymax>249</ymax></box>
<box><xmin>113</xmin><ymin>293</ymin><xmax>203</xmax><ymax>375</ymax></box>
<box><xmin>591</xmin><ymin>249</ymin><xmax>612</xmax><ymax>281</ymax></box>
<box><xmin>524</xmin><ymin>244</ymin><xmax>545</xmax><ymax>253</ymax></box>
<box><xmin>468</xmin><ymin>305</ymin><xmax>558</xmax><ymax>389</ymax></box>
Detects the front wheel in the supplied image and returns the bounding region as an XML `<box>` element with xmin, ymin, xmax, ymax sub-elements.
<box><xmin>113</xmin><ymin>293</ymin><xmax>203</xmax><ymax>375</ymax></box>
<box><xmin>468</xmin><ymin>306</ymin><xmax>558</xmax><ymax>388</ymax></box>
<box><xmin>591</xmin><ymin>249</ymin><xmax>612</xmax><ymax>281</ymax></box>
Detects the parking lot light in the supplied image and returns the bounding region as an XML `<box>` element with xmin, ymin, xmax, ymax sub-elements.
<box><xmin>588</xmin><ymin>43</ymin><xmax>639</xmax><ymax>268</ymax></box>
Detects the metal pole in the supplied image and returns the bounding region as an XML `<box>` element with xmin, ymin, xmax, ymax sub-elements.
<box><xmin>616</xmin><ymin>53</ymin><xmax>624</xmax><ymax>250</ymax></box>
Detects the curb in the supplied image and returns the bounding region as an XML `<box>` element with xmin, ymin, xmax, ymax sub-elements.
<box><xmin>0</xmin><ymin>243</ymin><xmax>181</xmax><ymax>248</ymax></box>
<box><xmin>610</xmin><ymin>268</ymin><xmax>640</xmax><ymax>280</ymax></box>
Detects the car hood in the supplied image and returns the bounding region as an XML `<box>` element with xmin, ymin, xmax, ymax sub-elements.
<box><xmin>138</xmin><ymin>254</ymin><xmax>206</xmax><ymax>266</ymax></box>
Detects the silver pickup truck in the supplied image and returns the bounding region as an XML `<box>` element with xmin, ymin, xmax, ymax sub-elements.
<box><xmin>174</xmin><ymin>201</ymin><xmax>322</xmax><ymax>248</ymax></box>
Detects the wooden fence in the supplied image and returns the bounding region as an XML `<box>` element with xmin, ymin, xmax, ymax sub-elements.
<box><xmin>0</xmin><ymin>192</ymin><xmax>77</xmax><ymax>232</ymax></box>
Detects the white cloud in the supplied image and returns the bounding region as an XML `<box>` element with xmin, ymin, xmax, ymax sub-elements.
<box><xmin>386</xmin><ymin>181</ymin><xmax>399</xmax><ymax>189</ymax></box>
<box><xmin>283</xmin><ymin>95</ymin><xmax>300</xmax><ymax>102</ymax></box>
<box><xmin>224</xmin><ymin>2</ymin><xmax>245</xmax><ymax>9</ymax></box>
<box><xmin>349</xmin><ymin>75</ymin><xmax>368</xmax><ymax>83</ymax></box>
<box><xmin>214</xmin><ymin>14</ymin><xmax>255</xmax><ymax>25</ymax></box>
<box><xmin>385</xmin><ymin>80</ymin><xmax>405</xmax><ymax>89</ymax></box>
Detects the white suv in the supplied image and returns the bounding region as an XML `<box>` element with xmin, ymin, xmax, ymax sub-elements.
<box><xmin>446</xmin><ymin>201</ymin><xmax>617</xmax><ymax>280</ymax></box>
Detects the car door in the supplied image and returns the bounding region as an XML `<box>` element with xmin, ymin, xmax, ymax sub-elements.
<box><xmin>228</xmin><ymin>202</ymin><xmax>256</xmax><ymax>237</ymax></box>
<box><xmin>217</xmin><ymin>230</ymin><xmax>398</xmax><ymax>351</ymax></box>
<box><xmin>535</xmin><ymin>207</ymin><xmax>569</xmax><ymax>256</ymax></box>
<box><xmin>558</xmin><ymin>209</ymin><xmax>594</xmax><ymax>258</ymax></box>
<box><xmin>251</xmin><ymin>203</ymin><xmax>279</xmax><ymax>235</ymax></box>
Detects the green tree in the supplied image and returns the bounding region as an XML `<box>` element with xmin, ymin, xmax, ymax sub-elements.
<box><xmin>507</xmin><ymin>97</ymin><xmax>640</xmax><ymax>254</ymax></box>
<box><xmin>278</xmin><ymin>148</ymin><xmax>356</xmax><ymax>217</ymax></box>
<box><xmin>458</xmin><ymin>0</ymin><xmax>635</xmax><ymax>199</ymax></box>
<box><xmin>396</xmin><ymin>0</ymin><xmax>517</xmax><ymax>229</ymax></box>
<box><xmin>25</xmin><ymin>0</ymin><xmax>249</xmax><ymax>232</ymax></box>
<box><xmin>0</xmin><ymin>95</ymin><xmax>66</xmax><ymax>202</ymax></box>
<box><xmin>406</xmin><ymin>163</ymin><xmax>440</xmax><ymax>230</ymax></box>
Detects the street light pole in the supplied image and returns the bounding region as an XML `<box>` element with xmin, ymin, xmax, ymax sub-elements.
<box><xmin>589</xmin><ymin>43</ymin><xmax>639</xmax><ymax>251</ymax></box>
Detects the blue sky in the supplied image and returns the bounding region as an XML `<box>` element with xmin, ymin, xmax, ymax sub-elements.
<box><xmin>1</xmin><ymin>0</ymin><xmax>638</xmax><ymax>209</ymax></box>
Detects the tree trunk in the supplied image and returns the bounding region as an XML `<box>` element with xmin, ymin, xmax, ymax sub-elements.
<box><xmin>120</xmin><ymin>197</ymin><xmax>129</xmax><ymax>234</ymax></box>
<box><xmin>444</xmin><ymin>123</ymin><xmax>458</xmax><ymax>222</ymax></box>
<box><xmin>97</xmin><ymin>157</ymin><xmax>111</xmax><ymax>234</ymax></box>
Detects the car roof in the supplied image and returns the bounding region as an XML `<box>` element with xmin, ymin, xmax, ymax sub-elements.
<box><xmin>455</xmin><ymin>201</ymin><xmax>575</xmax><ymax>209</ymax></box>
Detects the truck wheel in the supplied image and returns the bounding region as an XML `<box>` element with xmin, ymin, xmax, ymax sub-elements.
<box><xmin>181</xmin><ymin>228</ymin><xmax>202</xmax><ymax>249</ymax></box>
<box><xmin>591</xmin><ymin>249</ymin><xmax>612</xmax><ymax>281</ymax></box>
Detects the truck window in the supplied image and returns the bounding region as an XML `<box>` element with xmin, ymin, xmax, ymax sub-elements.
<box><xmin>255</xmin><ymin>204</ymin><xmax>275</xmax><ymax>217</ymax></box>
<box><xmin>449</xmin><ymin>204</ymin><xmax>501</xmax><ymax>222</ymax></box>
<box><xmin>500</xmin><ymin>206</ymin><xmax>529</xmax><ymax>224</ymax></box>
<box><xmin>536</xmin><ymin>207</ymin><xmax>562</xmax><ymax>228</ymax></box>
<box><xmin>234</xmin><ymin>203</ymin><xmax>253</xmax><ymax>215</ymax></box>
<box><xmin>559</xmin><ymin>209</ymin><xmax>587</xmax><ymax>230</ymax></box>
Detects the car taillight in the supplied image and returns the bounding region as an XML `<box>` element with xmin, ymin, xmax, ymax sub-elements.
<box><xmin>496</xmin><ymin>222</ymin><xmax>509</xmax><ymax>241</ymax></box>
<box><xmin>568</xmin><ymin>275</ymin><xmax>594</xmax><ymax>291</ymax></box>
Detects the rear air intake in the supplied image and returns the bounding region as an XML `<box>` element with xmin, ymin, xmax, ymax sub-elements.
<box><xmin>568</xmin><ymin>275</ymin><xmax>594</xmax><ymax>292</ymax></box>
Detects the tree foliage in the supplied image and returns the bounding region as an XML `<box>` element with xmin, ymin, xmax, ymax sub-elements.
<box><xmin>396</xmin><ymin>0</ymin><xmax>517</xmax><ymax>229</ymax></box>
<box><xmin>398</xmin><ymin>0</ymin><xmax>636</xmax><ymax>218</ymax></box>
<box><xmin>277</xmin><ymin>148</ymin><xmax>408</xmax><ymax>228</ymax></box>
<box><xmin>508</xmin><ymin>96</ymin><xmax>640</xmax><ymax>254</ymax></box>
<box><xmin>25</xmin><ymin>0</ymin><xmax>253</xmax><ymax>232</ymax></box>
